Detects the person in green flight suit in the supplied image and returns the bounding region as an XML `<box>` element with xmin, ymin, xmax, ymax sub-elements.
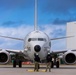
<box><xmin>46</xmin><ymin>52</ymin><xmax>52</xmax><ymax>72</ymax></box>
<box><xmin>34</xmin><ymin>53</ymin><xmax>40</xmax><ymax>72</ymax></box>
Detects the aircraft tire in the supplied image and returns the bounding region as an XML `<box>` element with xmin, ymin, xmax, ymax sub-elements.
<box><xmin>56</xmin><ymin>61</ymin><xmax>59</xmax><ymax>68</ymax></box>
<box><xmin>13</xmin><ymin>60</ymin><xmax>16</xmax><ymax>68</ymax></box>
<box><xmin>19</xmin><ymin>61</ymin><xmax>22</xmax><ymax>68</ymax></box>
<box><xmin>51</xmin><ymin>61</ymin><xmax>54</xmax><ymax>68</ymax></box>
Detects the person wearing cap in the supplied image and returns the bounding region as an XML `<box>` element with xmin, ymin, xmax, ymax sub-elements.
<box><xmin>46</xmin><ymin>52</ymin><xmax>52</xmax><ymax>72</ymax></box>
<box><xmin>34</xmin><ymin>53</ymin><xmax>40</xmax><ymax>72</ymax></box>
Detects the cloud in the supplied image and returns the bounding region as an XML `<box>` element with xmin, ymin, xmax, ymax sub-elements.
<box><xmin>40</xmin><ymin>24</ymin><xmax>66</xmax><ymax>50</ymax></box>
<box><xmin>0</xmin><ymin>25</ymin><xmax>33</xmax><ymax>49</ymax></box>
<box><xmin>40</xmin><ymin>24</ymin><xmax>66</xmax><ymax>38</ymax></box>
<box><xmin>0</xmin><ymin>25</ymin><xmax>33</xmax><ymax>38</ymax></box>
<box><xmin>0</xmin><ymin>24</ymin><xmax>66</xmax><ymax>50</ymax></box>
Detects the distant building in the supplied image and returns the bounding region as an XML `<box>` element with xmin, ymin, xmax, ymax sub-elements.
<box><xmin>66</xmin><ymin>21</ymin><xmax>76</xmax><ymax>50</ymax></box>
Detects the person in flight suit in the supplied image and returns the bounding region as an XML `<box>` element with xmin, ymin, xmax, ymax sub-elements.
<box><xmin>34</xmin><ymin>53</ymin><xmax>40</xmax><ymax>72</ymax></box>
<box><xmin>46</xmin><ymin>52</ymin><xmax>52</xmax><ymax>72</ymax></box>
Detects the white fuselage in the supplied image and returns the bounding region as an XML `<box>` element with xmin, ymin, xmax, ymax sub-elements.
<box><xmin>24</xmin><ymin>30</ymin><xmax>51</xmax><ymax>61</ymax></box>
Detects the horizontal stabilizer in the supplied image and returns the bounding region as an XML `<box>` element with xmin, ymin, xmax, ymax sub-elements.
<box><xmin>0</xmin><ymin>35</ymin><xmax>24</xmax><ymax>41</ymax></box>
<box><xmin>51</xmin><ymin>36</ymin><xmax>74</xmax><ymax>40</ymax></box>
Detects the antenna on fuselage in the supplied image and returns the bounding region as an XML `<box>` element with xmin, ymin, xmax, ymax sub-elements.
<box><xmin>34</xmin><ymin>0</ymin><xmax>38</xmax><ymax>31</ymax></box>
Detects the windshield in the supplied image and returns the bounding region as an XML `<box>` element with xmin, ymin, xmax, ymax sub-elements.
<box><xmin>28</xmin><ymin>38</ymin><xmax>37</xmax><ymax>42</ymax></box>
<box><xmin>38</xmin><ymin>38</ymin><xmax>46</xmax><ymax>41</ymax></box>
<box><xmin>28</xmin><ymin>38</ymin><xmax>46</xmax><ymax>42</ymax></box>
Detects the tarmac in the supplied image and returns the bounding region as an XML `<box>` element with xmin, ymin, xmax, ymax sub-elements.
<box><xmin>0</xmin><ymin>64</ymin><xmax>76</xmax><ymax>75</ymax></box>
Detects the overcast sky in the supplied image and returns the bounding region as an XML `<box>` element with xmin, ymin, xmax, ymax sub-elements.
<box><xmin>0</xmin><ymin>0</ymin><xmax>76</xmax><ymax>50</ymax></box>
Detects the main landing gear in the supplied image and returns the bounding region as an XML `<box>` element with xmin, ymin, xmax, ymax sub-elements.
<box><xmin>51</xmin><ymin>58</ymin><xmax>59</xmax><ymax>68</ymax></box>
<box><xmin>13</xmin><ymin>60</ymin><xmax>22</xmax><ymax>68</ymax></box>
<box><xmin>12</xmin><ymin>54</ymin><xmax>22</xmax><ymax>68</ymax></box>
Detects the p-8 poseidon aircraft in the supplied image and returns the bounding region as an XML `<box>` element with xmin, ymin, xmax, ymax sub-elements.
<box><xmin>0</xmin><ymin>0</ymin><xmax>75</xmax><ymax>68</ymax></box>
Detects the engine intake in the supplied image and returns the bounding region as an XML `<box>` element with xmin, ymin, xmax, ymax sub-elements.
<box><xmin>0</xmin><ymin>53</ymin><xmax>8</xmax><ymax>62</ymax></box>
<box><xmin>65</xmin><ymin>53</ymin><xmax>76</xmax><ymax>63</ymax></box>
<box><xmin>0</xmin><ymin>51</ymin><xmax>11</xmax><ymax>64</ymax></box>
<box><xmin>63</xmin><ymin>52</ymin><xmax>76</xmax><ymax>64</ymax></box>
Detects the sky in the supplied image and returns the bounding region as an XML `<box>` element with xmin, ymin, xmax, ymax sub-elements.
<box><xmin>0</xmin><ymin>0</ymin><xmax>76</xmax><ymax>50</ymax></box>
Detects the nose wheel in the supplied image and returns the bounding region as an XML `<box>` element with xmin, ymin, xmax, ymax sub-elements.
<box><xmin>51</xmin><ymin>58</ymin><xmax>59</xmax><ymax>68</ymax></box>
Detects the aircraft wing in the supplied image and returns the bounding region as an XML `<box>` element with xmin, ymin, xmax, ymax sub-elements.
<box><xmin>0</xmin><ymin>48</ymin><xmax>21</xmax><ymax>53</ymax></box>
<box><xmin>5</xmin><ymin>49</ymin><xmax>29</xmax><ymax>59</ymax></box>
<box><xmin>50</xmin><ymin>50</ymin><xmax>66</xmax><ymax>54</ymax></box>
<box><xmin>6</xmin><ymin>48</ymin><xmax>28</xmax><ymax>56</ymax></box>
<box><xmin>50</xmin><ymin>49</ymin><xmax>76</xmax><ymax>54</ymax></box>
<box><xmin>6</xmin><ymin>49</ymin><xmax>23</xmax><ymax>53</ymax></box>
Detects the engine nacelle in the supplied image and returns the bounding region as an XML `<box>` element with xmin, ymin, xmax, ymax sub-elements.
<box><xmin>63</xmin><ymin>51</ymin><xmax>76</xmax><ymax>64</ymax></box>
<box><xmin>0</xmin><ymin>51</ymin><xmax>11</xmax><ymax>64</ymax></box>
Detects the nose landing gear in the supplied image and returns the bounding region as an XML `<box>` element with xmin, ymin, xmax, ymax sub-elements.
<box><xmin>51</xmin><ymin>57</ymin><xmax>59</xmax><ymax>68</ymax></box>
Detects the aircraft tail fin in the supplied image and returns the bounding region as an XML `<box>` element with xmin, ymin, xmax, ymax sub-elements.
<box><xmin>34</xmin><ymin>0</ymin><xmax>38</xmax><ymax>31</ymax></box>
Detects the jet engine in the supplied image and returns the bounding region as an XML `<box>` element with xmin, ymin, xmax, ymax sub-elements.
<box><xmin>0</xmin><ymin>51</ymin><xmax>11</xmax><ymax>64</ymax></box>
<box><xmin>63</xmin><ymin>51</ymin><xmax>76</xmax><ymax>64</ymax></box>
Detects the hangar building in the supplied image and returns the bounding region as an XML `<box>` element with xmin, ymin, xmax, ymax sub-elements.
<box><xmin>67</xmin><ymin>21</ymin><xmax>76</xmax><ymax>50</ymax></box>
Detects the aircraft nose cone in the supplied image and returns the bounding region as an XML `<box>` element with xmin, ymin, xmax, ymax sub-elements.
<box><xmin>34</xmin><ymin>45</ymin><xmax>41</xmax><ymax>52</ymax></box>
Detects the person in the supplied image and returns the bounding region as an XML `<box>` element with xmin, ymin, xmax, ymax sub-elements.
<box><xmin>34</xmin><ymin>53</ymin><xmax>40</xmax><ymax>72</ymax></box>
<box><xmin>46</xmin><ymin>52</ymin><xmax>52</xmax><ymax>72</ymax></box>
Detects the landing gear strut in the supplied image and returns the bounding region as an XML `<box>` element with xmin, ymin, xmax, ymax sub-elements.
<box><xmin>56</xmin><ymin>61</ymin><xmax>59</xmax><ymax>68</ymax></box>
<box><xmin>13</xmin><ymin>60</ymin><xmax>16</xmax><ymax>68</ymax></box>
<box><xmin>51</xmin><ymin>55</ymin><xmax>59</xmax><ymax>68</ymax></box>
<box><xmin>13</xmin><ymin>60</ymin><xmax>22</xmax><ymax>68</ymax></box>
<box><xmin>12</xmin><ymin>54</ymin><xmax>22</xmax><ymax>68</ymax></box>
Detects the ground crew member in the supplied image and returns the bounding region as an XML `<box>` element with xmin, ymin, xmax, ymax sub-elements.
<box><xmin>46</xmin><ymin>52</ymin><xmax>52</xmax><ymax>72</ymax></box>
<box><xmin>34</xmin><ymin>53</ymin><xmax>40</xmax><ymax>72</ymax></box>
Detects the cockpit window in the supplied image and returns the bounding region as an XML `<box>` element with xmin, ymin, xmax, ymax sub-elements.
<box><xmin>38</xmin><ymin>38</ymin><xmax>46</xmax><ymax>41</ymax></box>
<box><xmin>28</xmin><ymin>38</ymin><xmax>46</xmax><ymax>42</ymax></box>
<box><xmin>28</xmin><ymin>38</ymin><xmax>31</xmax><ymax>42</ymax></box>
<box><xmin>28</xmin><ymin>38</ymin><xmax>37</xmax><ymax>42</ymax></box>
